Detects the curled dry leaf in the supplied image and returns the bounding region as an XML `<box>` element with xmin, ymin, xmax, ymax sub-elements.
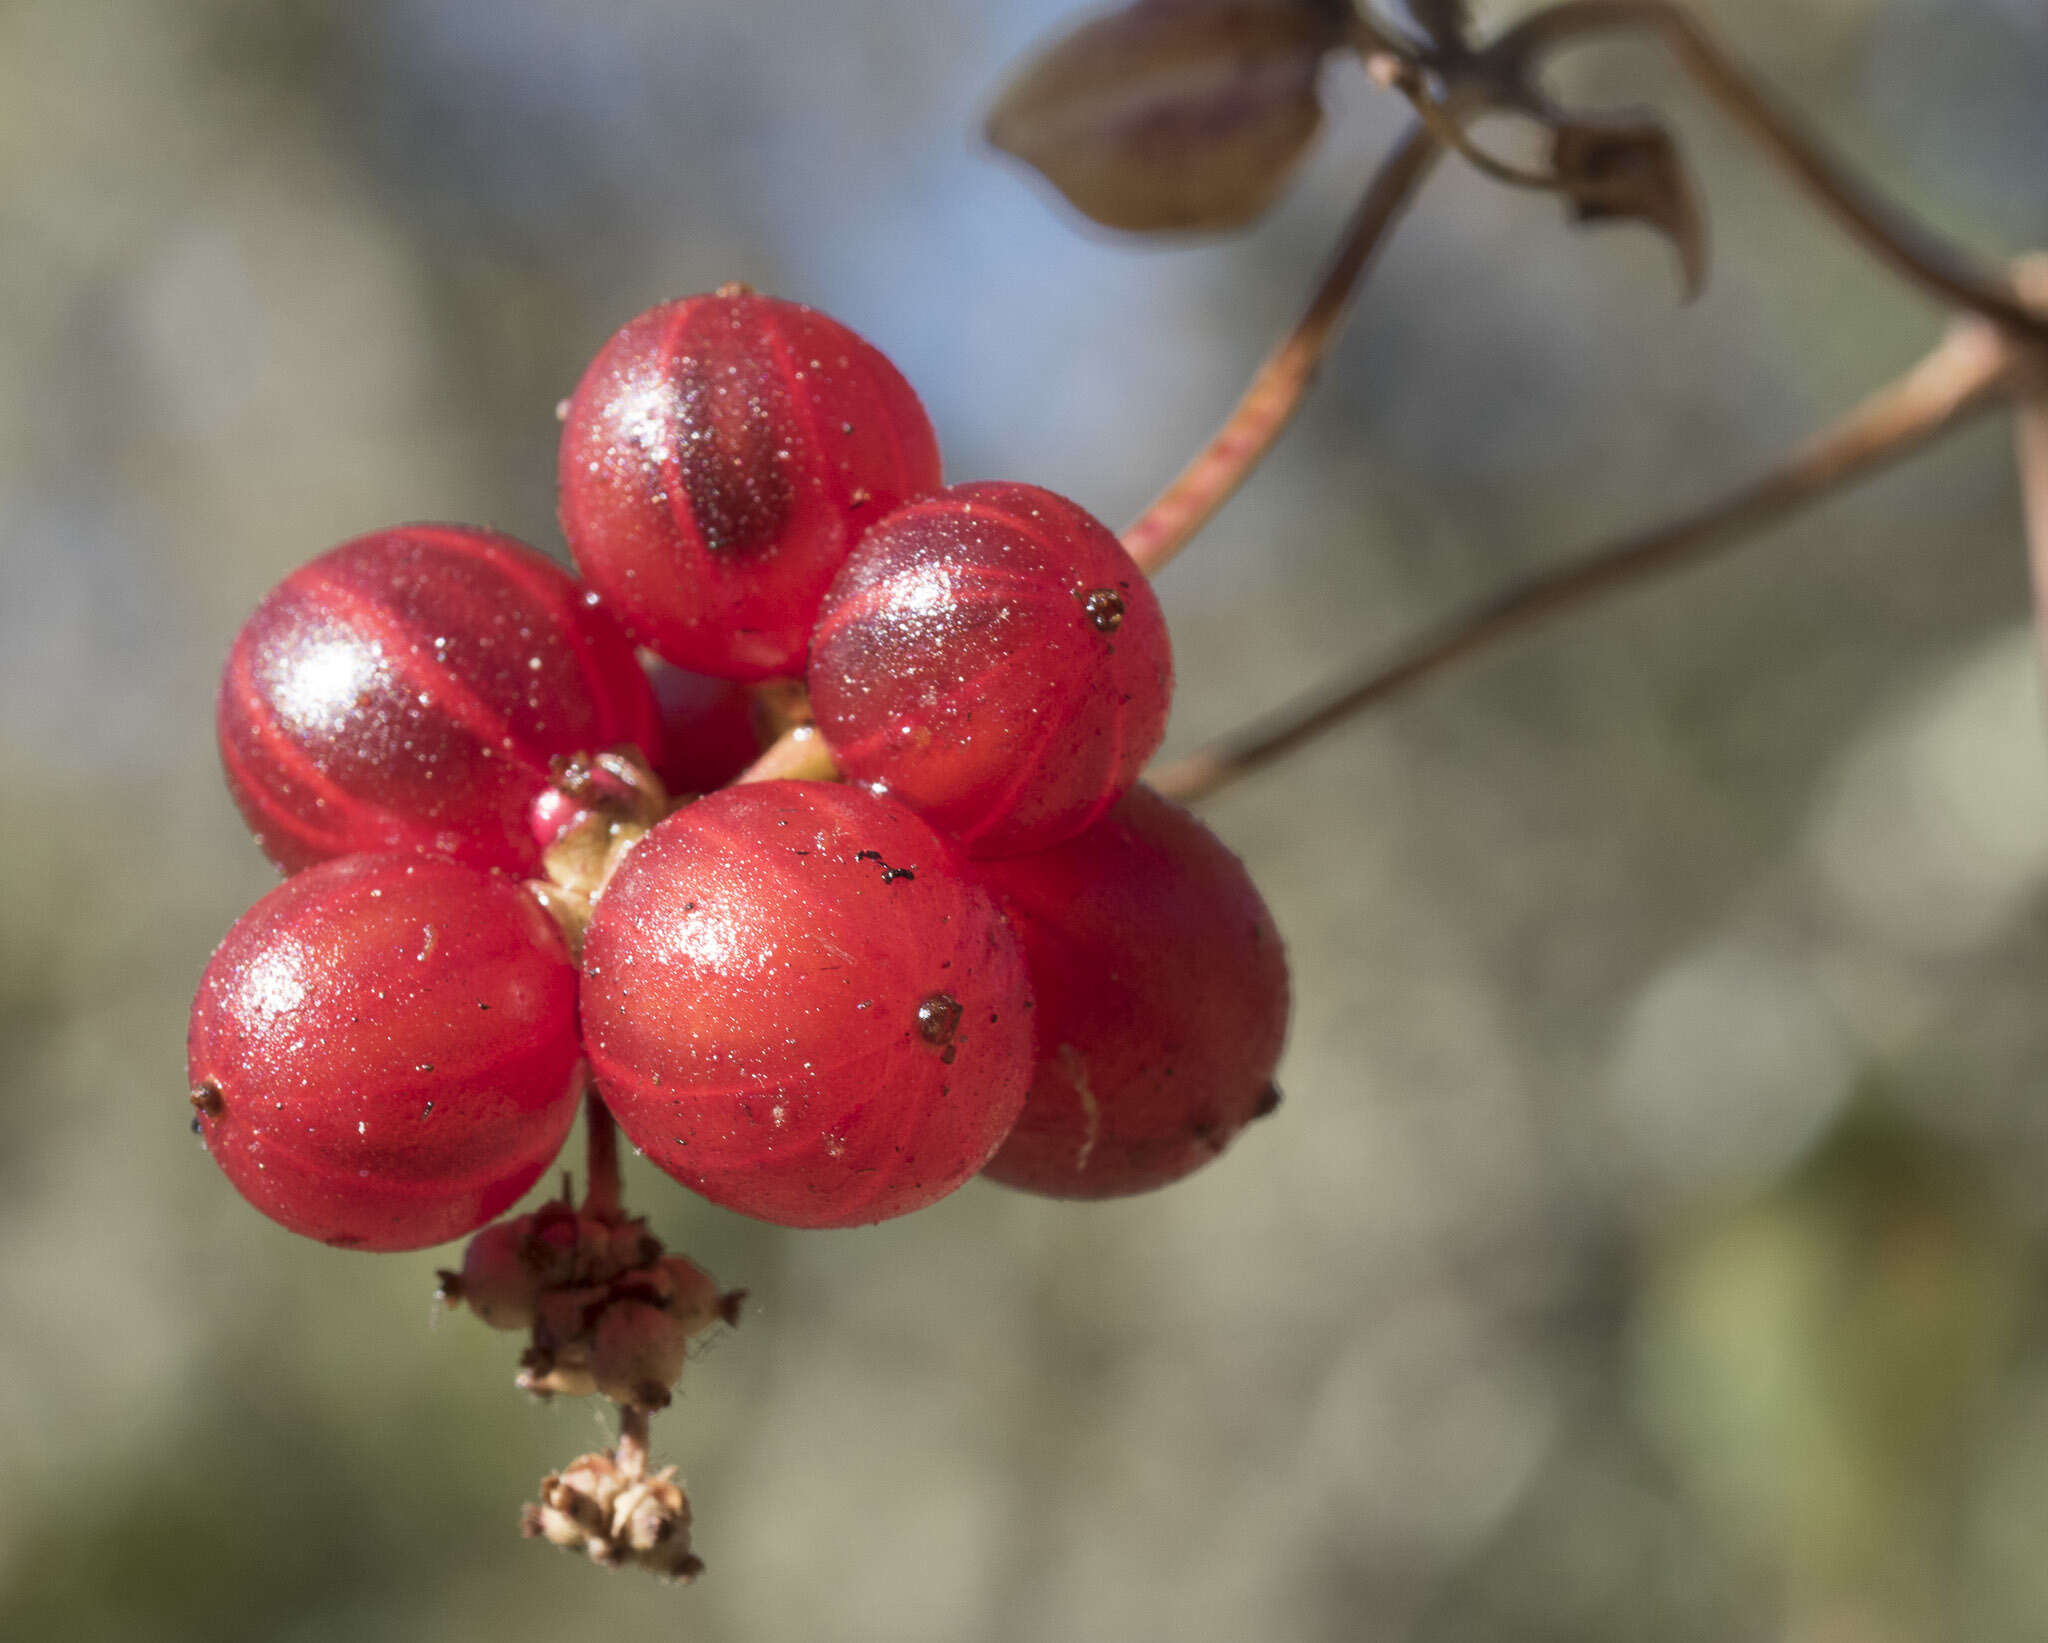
<box><xmin>986</xmin><ymin>0</ymin><xmax>1352</xmax><ymax>233</ymax></box>
<box><xmin>1550</xmin><ymin>116</ymin><xmax>1710</xmax><ymax>299</ymax></box>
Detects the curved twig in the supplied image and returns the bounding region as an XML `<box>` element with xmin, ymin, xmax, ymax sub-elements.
<box><xmin>1121</xmin><ymin>122</ymin><xmax>1444</xmax><ymax>575</ymax></box>
<box><xmin>1150</xmin><ymin>319</ymin><xmax>2021</xmax><ymax>804</ymax></box>
<box><xmin>1403</xmin><ymin>87</ymin><xmax>1558</xmax><ymax>191</ymax></box>
<box><xmin>1358</xmin><ymin>44</ymin><xmax>1561</xmax><ymax>192</ymax></box>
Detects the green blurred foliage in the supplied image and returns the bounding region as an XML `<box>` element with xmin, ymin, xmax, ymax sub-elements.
<box><xmin>1638</xmin><ymin>1107</ymin><xmax>2023</xmax><ymax>1625</ymax></box>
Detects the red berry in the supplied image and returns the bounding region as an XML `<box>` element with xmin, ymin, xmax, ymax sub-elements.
<box><xmin>644</xmin><ymin>657</ymin><xmax>762</xmax><ymax>795</ymax></box>
<box><xmin>187</xmin><ymin>854</ymin><xmax>583</xmax><ymax>1251</ymax></box>
<box><xmin>557</xmin><ymin>290</ymin><xmax>943</xmax><ymax>681</ymax></box>
<box><xmin>218</xmin><ymin>524</ymin><xmax>661</xmax><ymax>876</ymax></box>
<box><xmin>579</xmin><ymin>781</ymin><xmax>1033</xmax><ymax>1227</ymax></box>
<box><xmin>527</xmin><ymin>785</ymin><xmax>589</xmax><ymax>854</ymax></box>
<box><xmin>808</xmin><ymin>481</ymin><xmax>1172</xmax><ymax>857</ymax></box>
<box><xmin>972</xmin><ymin>786</ymin><xmax>1288</xmax><ymax>1199</ymax></box>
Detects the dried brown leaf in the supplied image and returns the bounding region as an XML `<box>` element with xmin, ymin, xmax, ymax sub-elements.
<box><xmin>1551</xmin><ymin>117</ymin><xmax>1710</xmax><ymax>298</ymax></box>
<box><xmin>986</xmin><ymin>0</ymin><xmax>1350</xmax><ymax>234</ymax></box>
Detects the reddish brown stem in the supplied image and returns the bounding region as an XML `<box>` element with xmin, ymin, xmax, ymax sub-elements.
<box><xmin>581</xmin><ymin>1079</ymin><xmax>623</xmax><ymax>1223</ymax></box>
<box><xmin>1121</xmin><ymin>122</ymin><xmax>1443</xmax><ymax>576</ymax></box>
<box><xmin>1152</xmin><ymin>319</ymin><xmax>2019</xmax><ymax>804</ymax></box>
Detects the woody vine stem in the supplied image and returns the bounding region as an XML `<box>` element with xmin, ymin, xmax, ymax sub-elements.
<box><xmin>742</xmin><ymin>2</ymin><xmax>2048</xmax><ymax>804</ymax></box>
<box><xmin>1140</xmin><ymin>2</ymin><xmax>2048</xmax><ymax>795</ymax></box>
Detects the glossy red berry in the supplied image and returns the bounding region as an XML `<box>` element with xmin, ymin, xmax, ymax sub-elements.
<box><xmin>558</xmin><ymin>290</ymin><xmax>943</xmax><ymax>681</ymax></box>
<box><xmin>218</xmin><ymin>524</ymin><xmax>661</xmax><ymax>876</ymax></box>
<box><xmin>644</xmin><ymin>657</ymin><xmax>762</xmax><ymax>795</ymax></box>
<box><xmin>579</xmin><ymin>781</ymin><xmax>1033</xmax><ymax>1228</ymax></box>
<box><xmin>808</xmin><ymin>481</ymin><xmax>1172</xmax><ymax>857</ymax></box>
<box><xmin>187</xmin><ymin>854</ymin><xmax>583</xmax><ymax>1251</ymax></box>
<box><xmin>972</xmin><ymin>785</ymin><xmax>1288</xmax><ymax>1199</ymax></box>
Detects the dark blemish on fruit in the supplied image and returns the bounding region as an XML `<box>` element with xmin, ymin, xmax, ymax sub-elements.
<box><xmin>1081</xmin><ymin>588</ymin><xmax>1125</xmax><ymax>633</ymax></box>
<box><xmin>940</xmin><ymin>1046</ymin><xmax>957</xmax><ymax>1065</ymax></box>
<box><xmin>326</xmin><ymin>1233</ymin><xmax>366</xmax><ymax>1249</ymax></box>
<box><xmin>917</xmin><ymin>992</ymin><xmax>963</xmax><ymax>1048</ymax></box>
<box><xmin>855</xmin><ymin>849</ymin><xmax>916</xmax><ymax>883</ymax></box>
<box><xmin>1255</xmin><ymin>1082</ymin><xmax>1283</xmax><ymax>1119</ymax></box>
<box><xmin>189</xmin><ymin>1116</ymin><xmax>203</xmax><ymax>1136</ymax></box>
<box><xmin>190</xmin><ymin>1081</ymin><xmax>225</xmax><ymax>1118</ymax></box>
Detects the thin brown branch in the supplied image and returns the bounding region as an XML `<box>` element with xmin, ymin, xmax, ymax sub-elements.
<box><xmin>1121</xmin><ymin>121</ymin><xmax>1443</xmax><ymax>576</ymax></box>
<box><xmin>1358</xmin><ymin>45</ymin><xmax>1559</xmax><ymax>191</ymax></box>
<box><xmin>1405</xmin><ymin>95</ymin><xmax>1556</xmax><ymax>191</ymax></box>
<box><xmin>1151</xmin><ymin>318</ymin><xmax>2019</xmax><ymax>804</ymax></box>
<box><xmin>1485</xmin><ymin>0</ymin><xmax>2048</xmax><ymax>342</ymax></box>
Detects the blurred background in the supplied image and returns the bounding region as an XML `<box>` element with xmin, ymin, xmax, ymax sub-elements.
<box><xmin>4</xmin><ymin>0</ymin><xmax>2048</xmax><ymax>1637</ymax></box>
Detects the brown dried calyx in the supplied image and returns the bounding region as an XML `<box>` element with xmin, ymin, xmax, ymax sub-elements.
<box><xmin>442</xmin><ymin>1187</ymin><xmax>744</xmax><ymax>1581</ymax></box>
<box><xmin>437</xmin><ymin>1189</ymin><xmax>744</xmax><ymax>1412</ymax></box>
<box><xmin>523</xmin><ymin>1445</ymin><xmax>704</xmax><ymax>1582</ymax></box>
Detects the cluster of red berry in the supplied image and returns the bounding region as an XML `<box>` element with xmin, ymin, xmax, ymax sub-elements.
<box><xmin>187</xmin><ymin>286</ymin><xmax>1290</xmax><ymax>1261</ymax></box>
